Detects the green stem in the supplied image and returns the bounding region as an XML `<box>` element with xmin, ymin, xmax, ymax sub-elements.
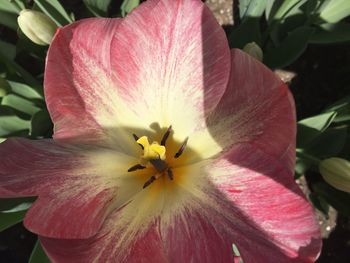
<box><xmin>296</xmin><ymin>148</ymin><xmax>321</xmax><ymax>166</ymax></box>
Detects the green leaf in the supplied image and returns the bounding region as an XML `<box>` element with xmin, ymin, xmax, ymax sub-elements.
<box><xmin>324</xmin><ymin>96</ymin><xmax>350</xmax><ymax>123</ymax></box>
<box><xmin>339</xmin><ymin>134</ymin><xmax>350</xmax><ymax>160</ymax></box>
<box><xmin>264</xmin><ymin>26</ymin><xmax>314</xmax><ymax>68</ymax></box>
<box><xmin>310</xmin><ymin>22</ymin><xmax>350</xmax><ymax>44</ymax></box>
<box><xmin>309</xmin><ymin>192</ymin><xmax>329</xmax><ymax>216</ymax></box>
<box><xmin>313</xmin><ymin>181</ymin><xmax>350</xmax><ymax>216</ymax></box>
<box><xmin>29</xmin><ymin>240</ymin><xmax>51</xmax><ymax>263</ymax></box>
<box><xmin>121</xmin><ymin>0</ymin><xmax>140</xmax><ymax>17</ymax></box>
<box><xmin>8</xmin><ymin>81</ymin><xmax>43</xmax><ymax>100</ymax></box>
<box><xmin>0</xmin><ymin>11</ymin><xmax>17</xmax><ymax>30</ymax></box>
<box><xmin>2</xmin><ymin>94</ymin><xmax>41</xmax><ymax>116</ymax></box>
<box><xmin>232</xmin><ymin>243</ymin><xmax>241</xmax><ymax>256</ymax></box>
<box><xmin>0</xmin><ymin>77</ymin><xmax>11</xmax><ymax>98</ymax></box>
<box><xmin>83</xmin><ymin>0</ymin><xmax>112</xmax><ymax>17</ymax></box>
<box><xmin>2</xmin><ymin>202</ymin><xmax>32</xmax><ymax>213</ymax></box>
<box><xmin>239</xmin><ymin>0</ymin><xmax>267</xmax><ymax>20</ymax></box>
<box><xmin>0</xmin><ymin>0</ymin><xmax>22</xmax><ymax>29</ymax></box>
<box><xmin>229</xmin><ymin>18</ymin><xmax>262</xmax><ymax>49</ymax></box>
<box><xmin>0</xmin><ymin>197</ymin><xmax>36</xmax><ymax>211</ymax></box>
<box><xmin>34</xmin><ymin>0</ymin><xmax>73</xmax><ymax>27</ymax></box>
<box><xmin>272</xmin><ymin>0</ymin><xmax>307</xmax><ymax>21</ymax></box>
<box><xmin>0</xmin><ymin>106</ymin><xmax>30</xmax><ymax>136</ymax></box>
<box><xmin>232</xmin><ymin>243</ymin><xmax>244</xmax><ymax>262</ymax></box>
<box><xmin>318</xmin><ymin>0</ymin><xmax>350</xmax><ymax>23</ymax></box>
<box><xmin>295</xmin><ymin>157</ymin><xmax>312</xmax><ymax>177</ymax></box>
<box><xmin>0</xmin><ymin>50</ymin><xmax>41</xmax><ymax>88</ymax></box>
<box><xmin>326</xmin><ymin>96</ymin><xmax>350</xmax><ymax>112</ymax></box>
<box><xmin>0</xmin><ymin>0</ymin><xmax>21</xmax><ymax>13</ymax></box>
<box><xmin>300</xmin><ymin>0</ymin><xmax>321</xmax><ymax>16</ymax></box>
<box><xmin>307</xmin><ymin>126</ymin><xmax>347</xmax><ymax>158</ymax></box>
<box><xmin>30</xmin><ymin>109</ymin><xmax>53</xmax><ymax>137</ymax></box>
<box><xmin>0</xmin><ymin>210</ymin><xmax>26</xmax><ymax>232</ymax></box>
<box><xmin>267</xmin><ymin>12</ymin><xmax>309</xmax><ymax>47</ymax></box>
<box><xmin>16</xmin><ymin>30</ymin><xmax>48</xmax><ymax>60</ymax></box>
<box><xmin>0</xmin><ymin>40</ymin><xmax>16</xmax><ymax>61</ymax></box>
<box><xmin>299</xmin><ymin>111</ymin><xmax>337</xmax><ymax>131</ymax></box>
<box><xmin>297</xmin><ymin>111</ymin><xmax>337</xmax><ymax>148</ymax></box>
<box><xmin>265</xmin><ymin>0</ymin><xmax>282</xmax><ymax>21</ymax></box>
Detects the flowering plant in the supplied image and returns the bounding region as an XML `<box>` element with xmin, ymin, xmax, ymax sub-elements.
<box><xmin>1</xmin><ymin>0</ymin><xmax>350</xmax><ymax>262</ymax></box>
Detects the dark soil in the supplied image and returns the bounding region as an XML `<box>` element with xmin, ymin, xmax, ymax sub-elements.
<box><xmin>0</xmin><ymin>224</ymin><xmax>36</xmax><ymax>263</ymax></box>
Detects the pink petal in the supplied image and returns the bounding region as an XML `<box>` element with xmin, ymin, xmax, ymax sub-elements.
<box><xmin>40</xmin><ymin>208</ymin><xmax>235</xmax><ymax>263</ymax></box>
<box><xmin>38</xmin><ymin>143</ymin><xmax>321</xmax><ymax>261</ymax></box>
<box><xmin>204</xmin><ymin>143</ymin><xmax>321</xmax><ymax>262</ymax></box>
<box><xmin>0</xmin><ymin>138</ymin><xmax>119</xmax><ymax>239</ymax></box>
<box><xmin>46</xmin><ymin>0</ymin><xmax>230</xmax><ymax>150</ymax></box>
<box><xmin>45</xmin><ymin>18</ymin><xmax>139</xmax><ymax>153</ymax></box>
<box><xmin>107</xmin><ymin>0</ymin><xmax>230</xmax><ymax>140</ymax></box>
<box><xmin>196</xmin><ymin>49</ymin><xmax>296</xmax><ymax>170</ymax></box>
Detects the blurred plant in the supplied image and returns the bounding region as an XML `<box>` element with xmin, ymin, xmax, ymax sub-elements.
<box><xmin>229</xmin><ymin>0</ymin><xmax>350</xmax><ymax>68</ymax></box>
<box><xmin>296</xmin><ymin>95</ymin><xmax>350</xmax><ymax>216</ymax></box>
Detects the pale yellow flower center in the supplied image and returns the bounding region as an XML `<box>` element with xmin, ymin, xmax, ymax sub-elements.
<box><xmin>128</xmin><ymin>126</ymin><xmax>189</xmax><ymax>188</ymax></box>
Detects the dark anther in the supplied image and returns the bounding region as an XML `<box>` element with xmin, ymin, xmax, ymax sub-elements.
<box><xmin>132</xmin><ymin>133</ymin><xmax>139</xmax><ymax>141</ymax></box>
<box><xmin>132</xmin><ymin>133</ymin><xmax>144</xmax><ymax>150</ymax></box>
<box><xmin>143</xmin><ymin>175</ymin><xmax>156</xmax><ymax>189</ymax></box>
<box><xmin>167</xmin><ymin>169</ymin><xmax>174</xmax><ymax>180</ymax></box>
<box><xmin>128</xmin><ymin>164</ymin><xmax>146</xmax><ymax>172</ymax></box>
<box><xmin>161</xmin><ymin>125</ymin><xmax>172</xmax><ymax>146</ymax></box>
<box><xmin>174</xmin><ymin>137</ymin><xmax>188</xmax><ymax>158</ymax></box>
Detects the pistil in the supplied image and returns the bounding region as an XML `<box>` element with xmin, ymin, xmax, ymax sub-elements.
<box><xmin>128</xmin><ymin>126</ymin><xmax>188</xmax><ymax>189</ymax></box>
<box><xmin>149</xmin><ymin>159</ymin><xmax>168</xmax><ymax>173</ymax></box>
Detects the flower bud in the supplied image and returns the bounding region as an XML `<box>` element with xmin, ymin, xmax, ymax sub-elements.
<box><xmin>243</xmin><ymin>42</ymin><xmax>263</xmax><ymax>62</ymax></box>
<box><xmin>17</xmin><ymin>9</ymin><xmax>58</xmax><ymax>46</ymax></box>
<box><xmin>319</xmin><ymin>158</ymin><xmax>350</xmax><ymax>193</ymax></box>
<box><xmin>0</xmin><ymin>77</ymin><xmax>10</xmax><ymax>97</ymax></box>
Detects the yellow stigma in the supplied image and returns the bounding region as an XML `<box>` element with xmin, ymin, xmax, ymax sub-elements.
<box><xmin>137</xmin><ymin>136</ymin><xmax>166</xmax><ymax>161</ymax></box>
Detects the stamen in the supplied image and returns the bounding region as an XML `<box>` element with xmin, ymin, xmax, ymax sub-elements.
<box><xmin>174</xmin><ymin>137</ymin><xmax>188</xmax><ymax>158</ymax></box>
<box><xmin>132</xmin><ymin>133</ymin><xmax>139</xmax><ymax>141</ymax></box>
<box><xmin>133</xmin><ymin>134</ymin><xmax>144</xmax><ymax>150</ymax></box>
<box><xmin>161</xmin><ymin>125</ymin><xmax>172</xmax><ymax>146</ymax></box>
<box><xmin>128</xmin><ymin>164</ymin><xmax>146</xmax><ymax>172</ymax></box>
<box><xmin>143</xmin><ymin>175</ymin><xmax>156</xmax><ymax>189</ymax></box>
<box><xmin>167</xmin><ymin>168</ymin><xmax>174</xmax><ymax>180</ymax></box>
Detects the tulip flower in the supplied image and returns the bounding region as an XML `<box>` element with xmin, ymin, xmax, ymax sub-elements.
<box><xmin>18</xmin><ymin>9</ymin><xmax>58</xmax><ymax>45</ymax></box>
<box><xmin>243</xmin><ymin>42</ymin><xmax>263</xmax><ymax>62</ymax></box>
<box><xmin>320</xmin><ymin>157</ymin><xmax>350</xmax><ymax>193</ymax></box>
<box><xmin>0</xmin><ymin>0</ymin><xmax>321</xmax><ymax>262</ymax></box>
